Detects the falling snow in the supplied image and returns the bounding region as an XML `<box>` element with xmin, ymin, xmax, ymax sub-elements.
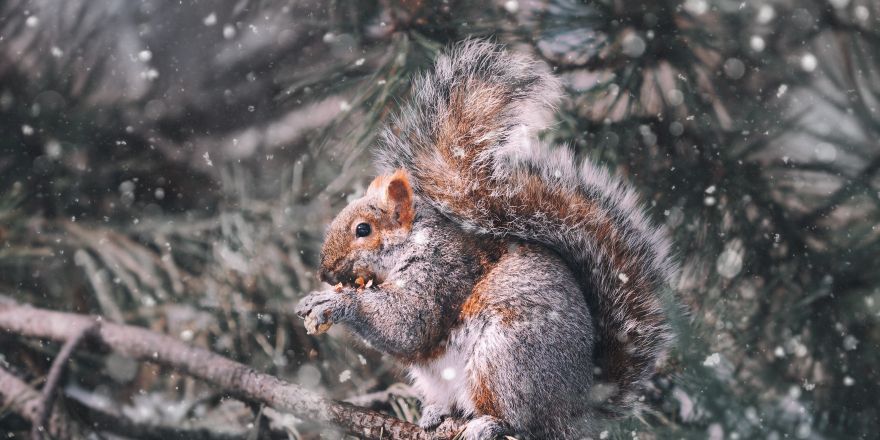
<box><xmin>703</xmin><ymin>353</ymin><xmax>721</xmax><ymax>367</ymax></box>
<box><xmin>339</xmin><ymin>369</ymin><xmax>351</xmax><ymax>383</ymax></box>
<box><xmin>716</xmin><ymin>239</ymin><xmax>744</xmax><ymax>279</ymax></box>
<box><xmin>800</xmin><ymin>53</ymin><xmax>817</xmax><ymax>72</ymax></box>
<box><xmin>2</xmin><ymin>2</ymin><xmax>879</xmax><ymax>438</ymax></box>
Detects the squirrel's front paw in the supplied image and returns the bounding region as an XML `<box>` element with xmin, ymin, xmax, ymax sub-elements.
<box><xmin>295</xmin><ymin>290</ymin><xmax>350</xmax><ymax>335</ymax></box>
<box><xmin>418</xmin><ymin>404</ymin><xmax>448</xmax><ymax>430</ymax></box>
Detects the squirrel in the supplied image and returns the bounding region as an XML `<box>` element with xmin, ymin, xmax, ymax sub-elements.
<box><xmin>295</xmin><ymin>40</ymin><xmax>676</xmax><ymax>439</ymax></box>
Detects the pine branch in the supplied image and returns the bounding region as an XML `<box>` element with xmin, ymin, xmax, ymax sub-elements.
<box><xmin>0</xmin><ymin>301</ymin><xmax>464</xmax><ymax>440</ymax></box>
<box><xmin>799</xmin><ymin>154</ymin><xmax>880</xmax><ymax>228</ymax></box>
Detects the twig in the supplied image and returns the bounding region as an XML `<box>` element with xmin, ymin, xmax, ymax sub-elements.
<box><xmin>65</xmin><ymin>396</ymin><xmax>248</xmax><ymax>440</ymax></box>
<box><xmin>0</xmin><ymin>302</ymin><xmax>464</xmax><ymax>440</ymax></box>
<box><xmin>32</xmin><ymin>322</ymin><xmax>98</xmax><ymax>440</ymax></box>
<box><xmin>345</xmin><ymin>383</ymin><xmax>418</xmax><ymax>407</ymax></box>
<box><xmin>1</xmin><ymin>365</ymin><xmax>248</xmax><ymax>440</ymax></box>
<box><xmin>73</xmin><ymin>249</ymin><xmax>125</xmax><ymax>322</ymax></box>
<box><xmin>0</xmin><ymin>367</ymin><xmax>78</xmax><ymax>438</ymax></box>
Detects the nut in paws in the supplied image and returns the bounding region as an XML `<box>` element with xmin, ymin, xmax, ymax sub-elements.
<box><xmin>303</xmin><ymin>313</ymin><xmax>332</xmax><ymax>335</ymax></box>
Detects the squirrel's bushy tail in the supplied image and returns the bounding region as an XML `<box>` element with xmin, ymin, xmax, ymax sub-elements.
<box><xmin>375</xmin><ymin>40</ymin><xmax>675</xmax><ymax>411</ymax></box>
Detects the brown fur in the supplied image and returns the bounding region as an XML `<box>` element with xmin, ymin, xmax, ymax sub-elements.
<box><xmin>459</xmin><ymin>279</ymin><xmax>489</xmax><ymax>321</ymax></box>
<box><xmin>385</xmin><ymin>170</ymin><xmax>415</xmax><ymax>229</ymax></box>
<box><xmin>459</xmin><ymin>262</ymin><xmax>519</xmax><ymax>325</ymax></box>
<box><xmin>471</xmin><ymin>370</ymin><xmax>502</xmax><ymax>418</ymax></box>
<box><xmin>435</xmin><ymin>82</ymin><xmax>508</xmax><ymax>167</ymax></box>
<box><xmin>458</xmin><ymin>239</ymin><xmax>513</xmax><ymax>321</ymax></box>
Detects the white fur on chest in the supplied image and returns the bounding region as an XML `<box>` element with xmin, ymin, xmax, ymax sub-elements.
<box><xmin>407</xmin><ymin>326</ymin><xmax>479</xmax><ymax>416</ymax></box>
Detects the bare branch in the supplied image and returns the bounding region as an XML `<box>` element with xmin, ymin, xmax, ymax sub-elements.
<box><xmin>32</xmin><ymin>322</ymin><xmax>97</xmax><ymax>440</ymax></box>
<box><xmin>1</xmin><ymin>365</ymin><xmax>248</xmax><ymax>440</ymax></box>
<box><xmin>0</xmin><ymin>302</ymin><xmax>463</xmax><ymax>440</ymax></box>
<box><xmin>0</xmin><ymin>367</ymin><xmax>79</xmax><ymax>438</ymax></box>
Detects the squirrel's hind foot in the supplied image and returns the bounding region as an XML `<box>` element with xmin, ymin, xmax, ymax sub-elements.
<box><xmin>418</xmin><ymin>404</ymin><xmax>449</xmax><ymax>430</ymax></box>
<box><xmin>459</xmin><ymin>415</ymin><xmax>507</xmax><ymax>440</ymax></box>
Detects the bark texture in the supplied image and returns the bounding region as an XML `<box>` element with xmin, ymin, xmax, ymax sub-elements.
<box><xmin>0</xmin><ymin>302</ymin><xmax>464</xmax><ymax>440</ymax></box>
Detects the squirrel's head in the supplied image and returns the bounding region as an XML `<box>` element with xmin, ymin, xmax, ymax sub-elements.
<box><xmin>318</xmin><ymin>169</ymin><xmax>415</xmax><ymax>286</ymax></box>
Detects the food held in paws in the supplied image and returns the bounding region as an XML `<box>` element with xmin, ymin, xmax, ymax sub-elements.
<box><xmin>303</xmin><ymin>312</ymin><xmax>332</xmax><ymax>335</ymax></box>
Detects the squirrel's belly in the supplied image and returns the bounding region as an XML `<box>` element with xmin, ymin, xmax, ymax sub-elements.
<box><xmin>406</xmin><ymin>326</ymin><xmax>480</xmax><ymax>416</ymax></box>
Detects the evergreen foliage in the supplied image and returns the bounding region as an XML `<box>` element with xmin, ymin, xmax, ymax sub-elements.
<box><xmin>1</xmin><ymin>0</ymin><xmax>878</xmax><ymax>438</ymax></box>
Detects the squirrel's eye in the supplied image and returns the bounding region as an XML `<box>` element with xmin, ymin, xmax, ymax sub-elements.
<box><xmin>355</xmin><ymin>222</ymin><xmax>372</xmax><ymax>238</ymax></box>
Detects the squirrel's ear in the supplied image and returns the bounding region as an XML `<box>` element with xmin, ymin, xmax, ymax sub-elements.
<box><xmin>384</xmin><ymin>169</ymin><xmax>414</xmax><ymax>229</ymax></box>
<box><xmin>368</xmin><ymin>169</ymin><xmax>414</xmax><ymax>229</ymax></box>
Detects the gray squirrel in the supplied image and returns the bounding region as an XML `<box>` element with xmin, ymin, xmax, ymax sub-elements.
<box><xmin>295</xmin><ymin>40</ymin><xmax>676</xmax><ymax>439</ymax></box>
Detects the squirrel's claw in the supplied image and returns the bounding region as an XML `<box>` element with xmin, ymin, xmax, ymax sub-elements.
<box><xmin>294</xmin><ymin>291</ymin><xmax>330</xmax><ymax>318</ymax></box>
<box><xmin>295</xmin><ymin>290</ymin><xmax>350</xmax><ymax>335</ymax></box>
<box><xmin>459</xmin><ymin>416</ymin><xmax>506</xmax><ymax>440</ymax></box>
<box><xmin>418</xmin><ymin>404</ymin><xmax>448</xmax><ymax>430</ymax></box>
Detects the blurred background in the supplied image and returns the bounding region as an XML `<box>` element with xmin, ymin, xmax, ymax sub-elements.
<box><xmin>1</xmin><ymin>0</ymin><xmax>878</xmax><ymax>438</ymax></box>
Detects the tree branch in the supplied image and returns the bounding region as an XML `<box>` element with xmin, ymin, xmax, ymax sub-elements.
<box><xmin>0</xmin><ymin>367</ymin><xmax>79</xmax><ymax>438</ymax></box>
<box><xmin>1</xmin><ymin>365</ymin><xmax>250</xmax><ymax>440</ymax></box>
<box><xmin>32</xmin><ymin>322</ymin><xmax>97</xmax><ymax>440</ymax></box>
<box><xmin>0</xmin><ymin>302</ymin><xmax>463</xmax><ymax>440</ymax></box>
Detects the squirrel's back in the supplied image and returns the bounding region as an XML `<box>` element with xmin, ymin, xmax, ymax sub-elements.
<box><xmin>375</xmin><ymin>40</ymin><xmax>675</xmax><ymax>411</ymax></box>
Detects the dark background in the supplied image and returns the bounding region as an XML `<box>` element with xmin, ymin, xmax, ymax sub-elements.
<box><xmin>1</xmin><ymin>0</ymin><xmax>878</xmax><ymax>438</ymax></box>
